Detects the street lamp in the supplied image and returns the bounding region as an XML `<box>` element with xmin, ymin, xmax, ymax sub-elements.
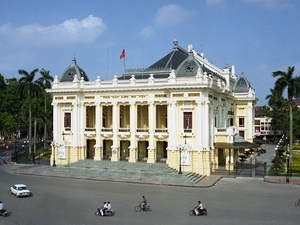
<box><xmin>178</xmin><ymin>135</ymin><xmax>187</xmax><ymax>175</ymax></box>
<box><xmin>286</xmin><ymin>150</ymin><xmax>290</xmax><ymax>183</ymax></box>
<box><xmin>51</xmin><ymin>141</ymin><xmax>57</xmax><ymax>167</ymax></box>
<box><xmin>14</xmin><ymin>134</ymin><xmax>17</xmax><ymax>163</ymax></box>
<box><xmin>178</xmin><ymin>145</ymin><xmax>183</xmax><ymax>174</ymax></box>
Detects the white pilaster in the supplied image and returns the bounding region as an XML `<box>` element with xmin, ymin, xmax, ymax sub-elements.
<box><xmin>111</xmin><ymin>102</ymin><xmax>119</xmax><ymax>161</ymax></box>
<box><xmin>94</xmin><ymin>102</ymin><xmax>102</xmax><ymax>160</ymax></box>
<box><xmin>168</xmin><ymin>100</ymin><xmax>177</xmax><ymax>150</ymax></box>
<box><xmin>147</xmin><ymin>101</ymin><xmax>156</xmax><ymax>163</ymax></box>
<box><xmin>129</xmin><ymin>101</ymin><xmax>137</xmax><ymax>162</ymax></box>
<box><xmin>247</xmin><ymin>101</ymin><xmax>254</xmax><ymax>140</ymax></box>
<box><xmin>72</xmin><ymin>102</ymin><xmax>79</xmax><ymax>146</ymax></box>
<box><xmin>196</xmin><ymin>100</ymin><xmax>203</xmax><ymax>151</ymax></box>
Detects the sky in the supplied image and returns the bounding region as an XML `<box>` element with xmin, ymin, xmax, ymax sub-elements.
<box><xmin>0</xmin><ymin>0</ymin><xmax>300</xmax><ymax>106</ymax></box>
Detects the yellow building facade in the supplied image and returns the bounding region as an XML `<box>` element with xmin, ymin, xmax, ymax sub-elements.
<box><xmin>47</xmin><ymin>40</ymin><xmax>257</xmax><ymax>176</ymax></box>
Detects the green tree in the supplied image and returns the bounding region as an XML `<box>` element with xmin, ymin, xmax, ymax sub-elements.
<box><xmin>272</xmin><ymin>66</ymin><xmax>300</xmax><ymax>149</ymax></box>
<box><xmin>18</xmin><ymin>68</ymin><xmax>41</xmax><ymax>154</ymax></box>
<box><xmin>265</xmin><ymin>88</ymin><xmax>288</xmax><ymax>137</ymax></box>
<box><xmin>0</xmin><ymin>76</ymin><xmax>22</xmax><ymax>141</ymax></box>
<box><xmin>37</xmin><ymin>68</ymin><xmax>54</xmax><ymax>150</ymax></box>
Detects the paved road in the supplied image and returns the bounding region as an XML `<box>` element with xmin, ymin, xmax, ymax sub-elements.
<box><xmin>1</xmin><ymin>164</ymin><xmax>300</xmax><ymax>225</ymax></box>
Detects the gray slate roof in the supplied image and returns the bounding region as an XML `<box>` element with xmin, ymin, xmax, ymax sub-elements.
<box><xmin>60</xmin><ymin>57</ymin><xmax>89</xmax><ymax>82</ymax></box>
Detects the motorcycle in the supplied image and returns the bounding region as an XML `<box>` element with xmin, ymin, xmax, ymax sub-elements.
<box><xmin>189</xmin><ymin>208</ymin><xmax>208</xmax><ymax>216</ymax></box>
<box><xmin>95</xmin><ymin>208</ymin><xmax>115</xmax><ymax>217</ymax></box>
<box><xmin>0</xmin><ymin>209</ymin><xmax>8</xmax><ymax>217</ymax></box>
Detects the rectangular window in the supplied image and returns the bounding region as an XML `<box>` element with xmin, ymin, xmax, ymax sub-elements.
<box><xmin>229</xmin><ymin>118</ymin><xmax>233</xmax><ymax>126</ymax></box>
<box><xmin>260</xmin><ymin>122</ymin><xmax>265</xmax><ymax>130</ymax></box>
<box><xmin>183</xmin><ymin>112</ymin><xmax>192</xmax><ymax>132</ymax></box>
<box><xmin>239</xmin><ymin>117</ymin><xmax>245</xmax><ymax>127</ymax></box>
<box><xmin>64</xmin><ymin>112</ymin><xmax>71</xmax><ymax>130</ymax></box>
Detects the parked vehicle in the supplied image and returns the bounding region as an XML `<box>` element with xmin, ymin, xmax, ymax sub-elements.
<box><xmin>134</xmin><ymin>204</ymin><xmax>152</xmax><ymax>212</ymax></box>
<box><xmin>189</xmin><ymin>208</ymin><xmax>208</xmax><ymax>216</ymax></box>
<box><xmin>95</xmin><ymin>208</ymin><xmax>115</xmax><ymax>217</ymax></box>
<box><xmin>10</xmin><ymin>184</ymin><xmax>31</xmax><ymax>197</ymax></box>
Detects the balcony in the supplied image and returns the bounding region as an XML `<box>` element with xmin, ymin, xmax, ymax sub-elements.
<box><xmin>101</xmin><ymin>127</ymin><xmax>113</xmax><ymax>138</ymax></box>
<box><xmin>118</xmin><ymin>128</ymin><xmax>131</xmax><ymax>139</ymax></box>
<box><xmin>154</xmin><ymin>128</ymin><xmax>169</xmax><ymax>140</ymax></box>
<box><xmin>136</xmin><ymin>127</ymin><xmax>149</xmax><ymax>139</ymax></box>
<box><xmin>214</xmin><ymin>126</ymin><xmax>238</xmax><ymax>143</ymax></box>
<box><xmin>84</xmin><ymin>127</ymin><xmax>96</xmax><ymax>138</ymax></box>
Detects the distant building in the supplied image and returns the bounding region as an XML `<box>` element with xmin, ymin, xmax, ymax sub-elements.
<box><xmin>254</xmin><ymin>107</ymin><xmax>273</xmax><ymax>143</ymax></box>
<box><xmin>47</xmin><ymin>40</ymin><xmax>256</xmax><ymax>176</ymax></box>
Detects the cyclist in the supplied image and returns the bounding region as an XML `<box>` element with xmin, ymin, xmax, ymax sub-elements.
<box><xmin>141</xmin><ymin>196</ymin><xmax>147</xmax><ymax>210</ymax></box>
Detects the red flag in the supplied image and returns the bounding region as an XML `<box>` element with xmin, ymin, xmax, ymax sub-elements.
<box><xmin>119</xmin><ymin>49</ymin><xmax>125</xmax><ymax>59</ymax></box>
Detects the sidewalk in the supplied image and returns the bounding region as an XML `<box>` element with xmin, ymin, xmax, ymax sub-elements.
<box><xmin>1</xmin><ymin>161</ymin><xmax>223</xmax><ymax>188</ymax></box>
<box><xmin>3</xmin><ymin>143</ymin><xmax>298</xmax><ymax>187</ymax></box>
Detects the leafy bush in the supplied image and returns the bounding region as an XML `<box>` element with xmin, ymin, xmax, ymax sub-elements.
<box><xmin>291</xmin><ymin>154</ymin><xmax>300</xmax><ymax>176</ymax></box>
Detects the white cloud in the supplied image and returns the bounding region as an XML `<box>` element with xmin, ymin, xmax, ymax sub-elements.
<box><xmin>240</xmin><ymin>0</ymin><xmax>293</xmax><ymax>10</ymax></box>
<box><xmin>154</xmin><ymin>4</ymin><xmax>191</xmax><ymax>29</ymax></box>
<box><xmin>138</xmin><ymin>26</ymin><xmax>155</xmax><ymax>38</ymax></box>
<box><xmin>0</xmin><ymin>15</ymin><xmax>106</xmax><ymax>46</ymax></box>
<box><xmin>139</xmin><ymin>4</ymin><xmax>193</xmax><ymax>38</ymax></box>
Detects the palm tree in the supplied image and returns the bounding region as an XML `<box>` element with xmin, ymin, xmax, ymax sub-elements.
<box><xmin>37</xmin><ymin>68</ymin><xmax>54</xmax><ymax>150</ymax></box>
<box><xmin>266</xmin><ymin>88</ymin><xmax>283</xmax><ymax>107</ymax></box>
<box><xmin>272</xmin><ymin>66</ymin><xmax>300</xmax><ymax>150</ymax></box>
<box><xmin>266</xmin><ymin>88</ymin><xmax>288</xmax><ymax>138</ymax></box>
<box><xmin>18</xmin><ymin>68</ymin><xmax>41</xmax><ymax>154</ymax></box>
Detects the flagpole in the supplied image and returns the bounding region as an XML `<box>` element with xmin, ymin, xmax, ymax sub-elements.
<box><xmin>123</xmin><ymin>57</ymin><xmax>125</xmax><ymax>80</ymax></box>
<box><xmin>123</xmin><ymin>53</ymin><xmax>126</xmax><ymax>73</ymax></box>
<box><xmin>120</xmin><ymin>48</ymin><xmax>126</xmax><ymax>79</ymax></box>
<box><xmin>123</xmin><ymin>48</ymin><xmax>125</xmax><ymax>79</ymax></box>
<box><xmin>106</xmin><ymin>48</ymin><xmax>109</xmax><ymax>80</ymax></box>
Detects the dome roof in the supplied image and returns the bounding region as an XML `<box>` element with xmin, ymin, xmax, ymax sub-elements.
<box><xmin>60</xmin><ymin>57</ymin><xmax>89</xmax><ymax>82</ymax></box>
<box><xmin>119</xmin><ymin>39</ymin><xmax>225</xmax><ymax>82</ymax></box>
<box><xmin>234</xmin><ymin>76</ymin><xmax>251</xmax><ymax>93</ymax></box>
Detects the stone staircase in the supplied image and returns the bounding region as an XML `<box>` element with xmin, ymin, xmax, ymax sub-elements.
<box><xmin>186</xmin><ymin>172</ymin><xmax>204</xmax><ymax>183</ymax></box>
<box><xmin>68</xmin><ymin>160</ymin><xmax>203</xmax><ymax>184</ymax></box>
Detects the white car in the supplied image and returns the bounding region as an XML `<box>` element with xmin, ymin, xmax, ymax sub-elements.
<box><xmin>10</xmin><ymin>184</ymin><xmax>31</xmax><ymax>197</ymax></box>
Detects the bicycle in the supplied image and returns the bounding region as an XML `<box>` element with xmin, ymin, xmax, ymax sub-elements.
<box><xmin>134</xmin><ymin>204</ymin><xmax>152</xmax><ymax>212</ymax></box>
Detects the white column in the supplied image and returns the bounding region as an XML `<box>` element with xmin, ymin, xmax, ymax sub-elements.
<box><xmin>52</xmin><ymin>103</ymin><xmax>59</xmax><ymax>143</ymax></box>
<box><xmin>168</xmin><ymin>100</ymin><xmax>177</xmax><ymax>150</ymax></box>
<box><xmin>148</xmin><ymin>101</ymin><xmax>155</xmax><ymax>149</ymax></box>
<box><xmin>79</xmin><ymin>103</ymin><xmax>85</xmax><ymax>143</ymax></box>
<box><xmin>147</xmin><ymin>101</ymin><xmax>156</xmax><ymax>163</ymax></box>
<box><xmin>79</xmin><ymin>102</ymin><xmax>85</xmax><ymax>159</ymax></box>
<box><xmin>247</xmin><ymin>102</ymin><xmax>254</xmax><ymax>140</ymax></box>
<box><xmin>111</xmin><ymin>102</ymin><xmax>119</xmax><ymax>161</ymax></box>
<box><xmin>129</xmin><ymin>101</ymin><xmax>137</xmax><ymax>162</ymax></box>
<box><xmin>94</xmin><ymin>102</ymin><xmax>102</xmax><ymax>160</ymax></box>
<box><xmin>196</xmin><ymin>100</ymin><xmax>203</xmax><ymax>151</ymax></box>
<box><xmin>95</xmin><ymin>103</ymin><xmax>102</xmax><ymax>146</ymax></box>
<box><xmin>203</xmin><ymin>100</ymin><xmax>210</xmax><ymax>149</ymax></box>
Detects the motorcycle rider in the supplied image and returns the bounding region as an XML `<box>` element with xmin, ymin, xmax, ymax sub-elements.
<box><xmin>0</xmin><ymin>200</ymin><xmax>4</xmax><ymax>211</ymax></box>
<box><xmin>141</xmin><ymin>196</ymin><xmax>147</xmax><ymax>210</ymax></box>
<box><xmin>106</xmin><ymin>201</ymin><xmax>112</xmax><ymax>213</ymax></box>
<box><xmin>194</xmin><ymin>201</ymin><xmax>204</xmax><ymax>215</ymax></box>
<box><xmin>100</xmin><ymin>201</ymin><xmax>108</xmax><ymax>216</ymax></box>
